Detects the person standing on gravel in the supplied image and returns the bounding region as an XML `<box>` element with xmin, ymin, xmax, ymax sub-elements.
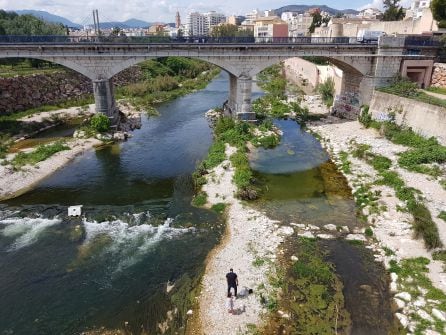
<box><xmin>226</xmin><ymin>268</ymin><xmax>238</xmax><ymax>297</ymax></box>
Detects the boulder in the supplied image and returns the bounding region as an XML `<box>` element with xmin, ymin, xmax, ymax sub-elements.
<box><xmin>395</xmin><ymin>292</ymin><xmax>411</xmax><ymax>302</ymax></box>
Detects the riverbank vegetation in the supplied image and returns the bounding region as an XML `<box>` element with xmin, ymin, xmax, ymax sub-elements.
<box><xmin>348</xmin><ymin>138</ymin><xmax>442</xmax><ymax>249</ymax></box>
<box><xmin>360</xmin><ymin>107</ymin><xmax>446</xmax><ymax>178</ymax></box>
<box><xmin>261</xmin><ymin>238</ymin><xmax>351</xmax><ymax>334</ymax></box>
<box><xmin>389</xmin><ymin>257</ymin><xmax>446</xmax><ymax>334</ymax></box>
<box><xmin>7</xmin><ymin>141</ymin><xmax>69</xmax><ymax>170</ymax></box>
<box><xmin>116</xmin><ymin>57</ymin><xmax>220</xmax><ymax>112</ymax></box>
<box><xmin>317</xmin><ymin>77</ymin><xmax>335</xmax><ymax>107</ymax></box>
<box><xmin>378</xmin><ymin>77</ymin><xmax>446</xmax><ymax>108</ymax></box>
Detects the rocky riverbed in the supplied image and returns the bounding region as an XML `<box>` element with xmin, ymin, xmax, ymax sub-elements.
<box><xmin>308</xmin><ymin>115</ymin><xmax>446</xmax><ymax>334</ymax></box>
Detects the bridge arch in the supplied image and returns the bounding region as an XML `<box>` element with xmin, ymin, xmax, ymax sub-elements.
<box><xmin>0</xmin><ymin>55</ymin><xmax>96</xmax><ymax>79</ymax></box>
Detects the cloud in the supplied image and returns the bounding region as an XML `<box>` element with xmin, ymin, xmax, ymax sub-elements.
<box><xmin>358</xmin><ymin>0</ymin><xmax>412</xmax><ymax>11</ymax></box>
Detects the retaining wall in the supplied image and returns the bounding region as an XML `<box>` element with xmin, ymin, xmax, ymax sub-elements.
<box><xmin>431</xmin><ymin>63</ymin><xmax>446</xmax><ymax>88</ymax></box>
<box><xmin>0</xmin><ymin>66</ymin><xmax>144</xmax><ymax>114</ymax></box>
<box><xmin>369</xmin><ymin>91</ymin><xmax>446</xmax><ymax>145</ymax></box>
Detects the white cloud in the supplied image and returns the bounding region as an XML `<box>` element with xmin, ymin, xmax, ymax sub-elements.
<box><xmin>358</xmin><ymin>0</ymin><xmax>412</xmax><ymax>11</ymax></box>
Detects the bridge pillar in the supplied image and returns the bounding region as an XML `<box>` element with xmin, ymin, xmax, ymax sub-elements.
<box><xmin>227</xmin><ymin>74</ymin><xmax>256</xmax><ymax>121</ymax></box>
<box><xmin>92</xmin><ymin>78</ymin><xmax>119</xmax><ymax>125</ymax></box>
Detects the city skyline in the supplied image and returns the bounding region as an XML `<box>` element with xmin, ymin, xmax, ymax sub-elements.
<box><xmin>0</xmin><ymin>0</ymin><xmax>413</xmax><ymax>24</ymax></box>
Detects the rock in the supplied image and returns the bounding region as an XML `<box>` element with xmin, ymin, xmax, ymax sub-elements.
<box><xmin>413</xmin><ymin>298</ymin><xmax>426</xmax><ymax>308</ymax></box>
<box><xmin>96</xmin><ymin>133</ymin><xmax>113</xmax><ymax>141</ymax></box>
<box><xmin>393</xmin><ymin>298</ymin><xmax>405</xmax><ymax>310</ymax></box>
<box><xmin>395</xmin><ymin>313</ymin><xmax>409</xmax><ymax>328</ymax></box>
<box><xmin>300</xmin><ymin>231</ymin><xmax>315</xmax><ymax>239</ymax></box>
<box><xmin>340</xmin><ymin>226</ymin><xmax>350</xmax><ymax>233</ymax></box>
<box><xmin>186</xmin><ymin>310</ymin><xmax>193</xmax><ymax>315</ymax></box>
<box><xmin>432</xmin><ymin>308</ymin><xmax>446</xmax><ymax>321</ymax></box>
<box><xmin>291</xmin><ymin>255</ymin><xmax>298</xmax><ymax>262</ymax></box>
<box><xmin>345</xmin><ymin>234</ymin><xmax>366</xmax><ymax>241</ymax></box>
<box><xmin>290</xmin><ymin>223</ymin><xmax>306</xmax><ymax>229</ymax></box>
<box><xmin>395</xmin><ymin>292</ymin><xmax>411</xmax><ymax>302</ymax></box>
<box><xmin>317</xmin><ymin>233</ymin><xmax>335</xmax><ymax>239</ymax></box>
<box><xmin>277</xmin><ymin>226</ymin><xmax>294</xmax><ymax>236</ymax></box>
<box><xmin>390</xmin><ymin>272</ymin><xmax>398</xmax><ymax>282</ymax></box>
<box><xmin>389</xmin><ymin>282</ymin><xmax>398</xmax><ymax>293</ymax></box>
<box><xmin>307</xmin><ymin>224</ymin><xmax>320</xmax><ymax>231</ymax></box>
<box><xmin>323</xmin><ymin>224</ymin><xmax>337</xmax><ymax>231</ymax></box>
<box><xmin>417</xmin><ymin>309</ymin><xmax>433</xmax><ymax>321</ymax></box>
<box><xmin>113</xmin><ymin>131</ymin><xmax>126</xmax><ymax>141</ymax></box>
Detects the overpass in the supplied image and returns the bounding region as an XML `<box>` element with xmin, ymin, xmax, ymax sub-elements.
<box><xmin>0</xmin><ymin>36</ymin><xmax>440</xmax><ymax>123</ymax></box>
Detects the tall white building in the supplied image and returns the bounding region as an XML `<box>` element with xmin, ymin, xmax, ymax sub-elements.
<box><xmin>409</xmin><ymin>0</ymin><xmax>431</xmax><ymax>19</ymax></box>
<box><xmin>186</xmin><ymin>11</ymin><xmax>226</xmax><ymax>36</ymax></box>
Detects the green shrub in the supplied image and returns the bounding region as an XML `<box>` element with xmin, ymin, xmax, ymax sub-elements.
<box><xmin>358</xmin><ymin>105</ymin><xmax>373</xmax><ymax>128</ymax></box>
<box><xmin>351</xmin><ymin>143</ymin><xmax>371</xmax><ymax>159</ymax></box>
<box><xmin>338</xmin><ymin>151</ymin><xmax>351</xmax><ymax>174</ymax></box>
<box><xmin>203</xmin><ymin>141</ymin><xmax>226</xmax><ymax>169</ymax></box>
<box><xmin>365</xmin><ymin>227</ymin><xmax>373</xmax><ymax>237</ymax></box>
<box><xmin>370</xmin><ymin>155</ymin><xmax>392</xmax><ymax>172</ymax></box>
<box><xmin>11</xmin><ymin>141</ymin><xmax>69</xmax><ymax>168</ymax></box>
<box><xmin>211</xmin><ymin>203</ymin><xmax>226</xmax><ymax>214</ymax></box>
<box><xmin>439</xmin><ymin>211</ymin><xmax>446</xmax><ymax>222</ymax></box>
<box><xmin>90</xmin><ymin>114</ymin><xmax>110</xmax><ymax>133</ymax></box>
<box><xmin>317</xmin><ymin>77</ymin><xmax>335</xmax><ymax>107</ymax></box>
<box><xmin>192</xmin><ymin>191</ymin><xmax>207</xmax><ymax>207</ymax></box>
<box><xmin>410</xmin><ymin>201</ymin><xmax>442</xmax><ymax>249</ymax></box>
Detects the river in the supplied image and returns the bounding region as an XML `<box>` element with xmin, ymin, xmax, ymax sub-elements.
<box><xmin>0</xmin><ymin>72</ymin><xmax>395</xmax><ymax>334</ymax></box>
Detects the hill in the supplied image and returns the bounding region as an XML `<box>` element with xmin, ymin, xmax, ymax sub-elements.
<box><xmin>15</xmin><ymin>10</ymin><xmax>82</xmax><ymax>28</ymax></box>
<box><xmin>274</xmin><ymin>5</ymin><xmax>359</xmax><ymax>16</ymax></box>
<box><xmin>14</xmin><ymin>10</ymin><xmax>152</xmax><ymax>29</ymax></box>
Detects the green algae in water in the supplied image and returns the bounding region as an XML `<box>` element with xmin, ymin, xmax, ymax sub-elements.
<box><xmin>263</xmin><ymin>237</ymin><xmax>351</xmax><ymax>335</ymax></box>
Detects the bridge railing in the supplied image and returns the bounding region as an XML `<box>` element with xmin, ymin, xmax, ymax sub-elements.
<box><xmin>403</xmin><ymin>35</ymin><xmax>442</xmax><ymax>47</ymax></box>
<box><xmin>0</xmin><ymin>35</ymin><xmax>359</xmax><ymax>45</ymax></box>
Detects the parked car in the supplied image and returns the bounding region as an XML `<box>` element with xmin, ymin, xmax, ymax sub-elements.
<box><xmin>357</xmin><ymin>30</ymin><xmax>386</xmax><ymax>43</ymax></box>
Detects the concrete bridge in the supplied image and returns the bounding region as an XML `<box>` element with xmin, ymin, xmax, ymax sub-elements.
<box><xmin>0</xmin><ymin>36</ymin><xmax>439</xmax><ymax>123</ymax></box>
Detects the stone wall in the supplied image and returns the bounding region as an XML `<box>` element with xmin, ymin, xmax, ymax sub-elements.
<box><xmin>431</xmin><ymin>63</ymin><xmax>446</xmax><ymax>88</ymax></box>
<box><xmin>369</xmin><ymin>91</ymin><xmax>446</xmax><ymax>145</ymax></box>
<box><xmin>0</xmin><ymin>66</ymin><xmax>144</xmax><ymax>114</ymax></box>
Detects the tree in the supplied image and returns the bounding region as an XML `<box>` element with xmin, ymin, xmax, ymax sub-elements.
<box><xmin>382</xmin><ymin>0</ymin><xmax>405</xmax><ymax>21</ymax></box>
<box><xmin>210</xmin><ymin>24</ymin><xmax>253</xmax><ymax>38</ymax></box>
<box><xmin>308</xmin><ymin>12</ymin><xmax>331</xmax><ymax>33</ymax></box>
<box><xmin>0</xmin><ymin>12</ymin><xmax>66</xmax><ymax>35</ymax></box>
<box><xmin>431</xmin><ymin>0</ymin><xmax>446</xmax><ymax>28</ymax></box>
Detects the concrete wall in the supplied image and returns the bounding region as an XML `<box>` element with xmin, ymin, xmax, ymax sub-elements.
<box><xmin>401</xmin><ymin>59</ymin><xmax>434</xmax><ymax>88</ymax></box>
<box><xmin>369</xmin><ymin>91</ymin><xmax>446</xmax><ymax>145</ymax></box>
<box><xmin>431</xmin><ymin>63</ymin><xmax>446</xmax><ymax>88</ymax></box>
<box><xmin>0</xmin><ymin>66</ymin><xmax>144</xmax><ymax>114</ymax></box>
<box><xmin>283</xmin><ymin>57</ymin><xmax>343</xmax><ymax>94</ymax></box>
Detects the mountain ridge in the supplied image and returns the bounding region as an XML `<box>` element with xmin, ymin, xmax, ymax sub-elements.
<box><xmin>13</xmin><ymin>10</ymin><xmax>152</xmax><ymax>29</ymax></box>
<box><xmin>274</xmin><ymin>5</ymin><xmax>359</xmax><ymax>16</ymax></box>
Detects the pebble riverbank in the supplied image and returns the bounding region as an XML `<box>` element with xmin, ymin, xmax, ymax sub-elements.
<box><xmin>308</xmin><ymin>115</ymin><xmax>446</xmax><ymax>334</ymax></box>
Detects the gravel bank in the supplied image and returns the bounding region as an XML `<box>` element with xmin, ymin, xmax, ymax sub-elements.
<box><xmin>0</xmin><ymin>138</ymin><xmax>101</xmax><ymax>200</ymax></box>
<box><xmin>193</xmin><ymin>145</ymin><xmax>283</xmax><ymax>335</ymax></box>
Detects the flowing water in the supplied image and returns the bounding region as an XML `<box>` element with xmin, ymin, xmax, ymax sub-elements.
<box><xmin>0</xmin><ymin>72</ymin><xmax>244</xmax><ymax>335</ymax></box>
<box><xmin>0</xmin><ymin>73</ymin><xmax>395</xmax><ymax>335</ymax></box>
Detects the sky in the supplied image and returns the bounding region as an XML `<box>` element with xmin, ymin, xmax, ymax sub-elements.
<box><xmin>0</xmin><ymin>0</ymin><xmax>413</xmax><ymax>24</ymax></box>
